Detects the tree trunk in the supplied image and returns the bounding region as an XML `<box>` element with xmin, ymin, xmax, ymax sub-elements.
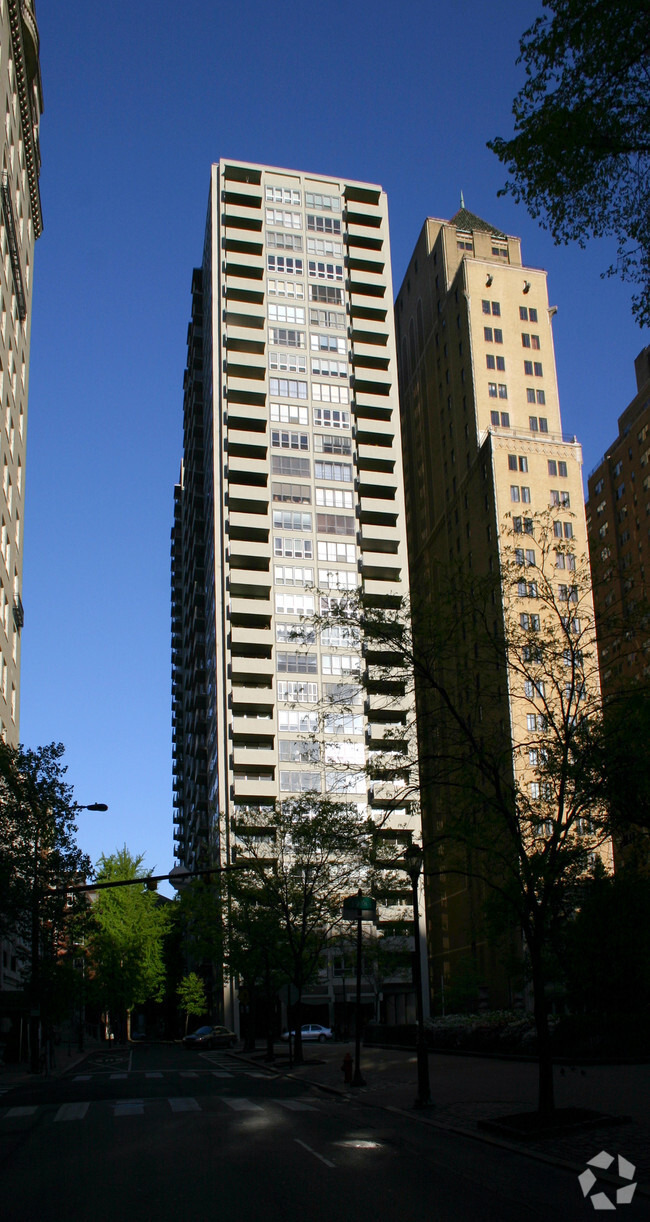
<box><xmin>530</xmin><ymin>943</ymin><xmax>554</xmax><ymax>1115</ymax></box>
<box><xmin>126</xmin><ymin>1009</ymin><xmax>132</xmax><ymax>1042</ymax></box>
<box><xmin>292</xmin><ymin>997</ymin><xmax>303</xmax><ymax>1065</ymax></box>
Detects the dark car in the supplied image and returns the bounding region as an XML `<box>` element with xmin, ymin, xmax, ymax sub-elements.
<box><xmin>183</xmin><ymin>1025</ymin><xmax>237</xmax><ymax>1050</ymax></box>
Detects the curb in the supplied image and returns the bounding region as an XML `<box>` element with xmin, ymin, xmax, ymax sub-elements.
<box><xmin>226</xmin><ymin>1049</ymin><xmax>650</xmax><ymax>1198</ymax></box>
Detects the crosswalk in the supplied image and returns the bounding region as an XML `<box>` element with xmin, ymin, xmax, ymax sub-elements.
<box><xmin>1</xmin><ymin>1095</ymin><xmax>319</xmax><ymax>1124</ymax></box>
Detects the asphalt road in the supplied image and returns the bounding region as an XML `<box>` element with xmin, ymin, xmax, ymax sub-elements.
<box><xmin>1</xmin><ymin>1043</ymin><xmax>647</xmax><ymax>1222</ymax></box>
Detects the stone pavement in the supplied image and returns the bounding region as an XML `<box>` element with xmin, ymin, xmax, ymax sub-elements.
<box><xmin>235</xmin><ymin>1041</ymin><xmax>650</xmax><ymax>1190</ymax></box>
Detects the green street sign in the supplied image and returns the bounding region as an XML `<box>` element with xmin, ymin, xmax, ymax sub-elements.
<box><xmin>342</xmin><ymin>895</ymin><xmax>377</xmax><ymax>920</ymax></box>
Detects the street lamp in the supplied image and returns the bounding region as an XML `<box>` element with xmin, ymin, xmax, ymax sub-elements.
<box><xmin>77</xmin><ymin>803</ymin><xmax>108</xmax><ymax>812</ymax></box>
<box><xmin>401</xmin><ymin>843</ymin><xmax>432</xmax><ymax>1108</ymax></box>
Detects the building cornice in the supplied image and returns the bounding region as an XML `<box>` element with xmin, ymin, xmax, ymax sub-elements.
<box><xmin>7</xmin><ymin>0</ymin><xmax>42</xmax><ymax>239</ymax></box>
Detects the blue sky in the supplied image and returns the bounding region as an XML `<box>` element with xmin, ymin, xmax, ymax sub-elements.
<box><xmin>20</xmin><ymin>0</ymin><xmax>647</xmax><ymax>890</ymax></box>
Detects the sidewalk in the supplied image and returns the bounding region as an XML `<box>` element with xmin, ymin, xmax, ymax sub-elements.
<box><xmin>0</xmin><ymin>1034</ymin><xmax>106</xmax><ymax>1088</ymax></box>
<box><xmin>235</xmin><ymin>1041</ymin><xmax>650</xmax><ymax>1187</ymax></box>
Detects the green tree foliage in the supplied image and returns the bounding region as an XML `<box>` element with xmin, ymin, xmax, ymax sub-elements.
<box><xmin>88</xmin><ymin>847</ymin><xmax>168</xmax><ymax>1040</ymax></box>
<box><xmin>488</xmin><ymin>0</ymin><xmax>650</xmax><ymax>326</ymax></box>
<box><xmin>233</xmin><ymin>797</ymin><xmax>366</xmax><ymax>1063</ymax></box>
<box><xmin>224</xmin><ymin>886</ymin><xmax>289</xmax><ymax>1055</ymax></box>
<box><xmin>176</xmin><ymin>972</ymin><xmax>207</xmax><ymax>1035</ymax></box>
<box><xmin>563</xmin><ymin>872</ymin><xmax>650</xmax><ymax>1014</ymax></box>
<box><xmin>0</xmin><ymin>741</ymin><xmax>91</xmax><ymax>991</ymax></box>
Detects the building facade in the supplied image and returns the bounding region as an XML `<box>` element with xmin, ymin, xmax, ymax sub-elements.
<box><xmin>396</xmin><ymin>208</ymin><xmax>601</xmax><ymax>1008</ymax></box>
<box><xmin>0</xmin><ymin>0</ymin><xmax>42</xmax><ymax>999</ymax></box>
<box><xmin>586</xmin><ymin>345</ymin><xmax>650</xmax><ymax>691</ymax></box>
<box><xmin>172</xmin><ymin>160</ymin><xmax>423</xmax><ymax>1030</ymax></box>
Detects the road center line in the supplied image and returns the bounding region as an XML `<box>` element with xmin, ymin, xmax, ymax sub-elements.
<box><xmin>294</xmin><ymin>1139</ymin><xmax>335</xmax><ymax>1168</ymax></box>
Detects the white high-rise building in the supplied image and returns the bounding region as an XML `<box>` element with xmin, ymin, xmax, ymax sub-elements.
<box><xmin>172</xmin><ymin>160</ymin><xmax>424</xmax><ymax>1030</ymax></box>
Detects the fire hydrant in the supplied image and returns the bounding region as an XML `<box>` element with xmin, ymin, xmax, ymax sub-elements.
<box><xmin>342</xmin><ymin>1052</ymin><xmax>353</xmax><ymax>1085</ymax></box>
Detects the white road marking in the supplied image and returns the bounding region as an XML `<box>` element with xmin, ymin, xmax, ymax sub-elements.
<box><xmin>145</xmin><ymin>1073</ymin><xmax>163</xmax><ymax>1079</ymax></box>
<box><xmin>274</xmin><ymin>1099</ymin><xmax>318</xmax><ymax>1111</ymax></box>
<box><xmin>55</xmin><ymin>1102</ymin><xmax>90</xmax><ymax>1122</ymax></box>
<box><xmin>222</xmin><ymin>1097</ymin><xmax>263</xmax><ymax>1112</ymax></box>
<box><xmin>294</xmin><ymin>1138</ymin><xmax>335</xmax><ymax>1168</ymax></box>
<box><xmin>180</xmin><ymin>1072</ymin><xmax>198</xmax><ymax>1079</ymax></box>
<box><xmin>211</xmin><ymin>1070</ymin><xmax>233</xmax><ymax>1079</ymax></box>
<box><xmin>245</xmin><ymin>1071</ymin><xmax>271</xmax><ymax>1079</ymax></box>
<box><xmin>4</xmin><ymin>1106</ymin><xmax>37</xmax><ymax>1119</ymax></box>
<box><xmin>168</xmin><ymin>1097</ymin><xmax>200</xmax><ymax>1113</ymax></box>
<box><xmin>74</xmin><ymin>1074</ymin><xmax>91</xmax><ymax>1081</ymax></box>
<box><xmin>110</xmin><ymin>1073</ymin><xmax>127</xmax><ymax>1080</ymax></box>
<box><xmin>114</xmin><ymin>1100</ymin><xmax>144</xmax><ymax>1117</ymax></box>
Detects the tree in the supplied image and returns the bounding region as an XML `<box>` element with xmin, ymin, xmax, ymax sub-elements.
<box><xmin>562</xmin><ymin>871</ymin><xmax>650</xmax><ymax>1016</ymax></box>
<box><xmin>88</xmin><ymin>847</ymin><xmax>168</xmax><ymax>1041</ymax></box>
<box><xmin>0</xmin><ymin>742</ymin><xmax>91</xmax><ymax>1068</ymax></box>
<box><xmin>176</xmin><ymin>972</ymin><xmax>207</xmax><ymax>1036</ymax></box>
<box><xmin>232</xmin><ymin>797</ymin><xmax>366</xmax><ymax>1064</ymax></box>
<box><xmin>223</xmin><ymin>886</ymin><xmax>289</xmax><ymax>1057</ymax></box>
<box><xmin>488</xmin><ymin>0</ymin><xmax>650</xmax><ymax>326</ymax></box>
<box><xmin>305</xmin><ymin>509</ymin><xmax>611</xmax><ymax>1113</ymax></box>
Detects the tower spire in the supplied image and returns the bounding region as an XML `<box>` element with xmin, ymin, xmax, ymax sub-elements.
<box><xmin>460</xmin><ymin>189</ymin><xmax>465</xmax><ymax>209</ymax></box>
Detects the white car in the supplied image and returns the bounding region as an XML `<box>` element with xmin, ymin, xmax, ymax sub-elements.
<box><xmin>280</xmin><ymin>1023</ymin><xmax>333</xmax><ymax>1043</ymax></box>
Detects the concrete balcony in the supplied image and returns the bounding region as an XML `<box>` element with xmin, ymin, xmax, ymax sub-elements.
<box><xmin>232</xmin><ymin>777</ymin><xmax>278</xmax><ymax>802</ymax></box>
<box><xmin>232</xmin><ymin>745</ymin><xmax>277</xmax><ymax>770</ymax></box>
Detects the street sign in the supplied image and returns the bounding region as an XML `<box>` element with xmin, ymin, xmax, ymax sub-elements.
<box><xmin>342</xmin><ymin>895</ymin><xmax>377</xmax><ymax>920</ymax></box>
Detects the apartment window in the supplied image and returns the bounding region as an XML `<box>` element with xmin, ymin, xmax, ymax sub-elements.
<box><xmin>269</xmin><ymin>327</ymin><xmax>305</xmax><ymax>348</ymax></box>
<box><xmin>484</xmin><ymin>327</ymin><xmax>493</xmax><ymax>342</ymax></box>
<box><xmin>558</xmin><ymin>461</ymin><xmax>567</xmax><ymax>478</ymax></box>
<box><xmin>311</xmin><ymin>357</ymin><xmax>347</xmax><ymax>378</ymax></box>
<box><xmin>269</xmin><ymin>351</ymin><xmax>307</xmax><ymax>373</ymax></box>
<box><xmin>321</xmin><ymin>625</ymin><xmax>360</xmax><ymax>649</ymax></box>
<box><xmin>524</xmin><ymin>360</ymin><xmax>533</xmax><ymax>376</ymax></box>
<box><xmin>482</xmin><ymin>300</ymin><xmax>491</xmax><ymax>314</ymax></box>
<box><xmin>522</xmin><ymin>333</ymin><xmax>531</xmax><ymax>348</ymax></box>
<box><xmin>525</xmin><ymin>679</ymin><xmax>546</xmax><ymax>698</ymax></box>
<box><xmin>274</xmin><ymin>536</ymin><xmax>313</xmax><ymax>559</ymax></box>
<box><xmin>521</xmin><ymin>486</ymin><xmax>531</xmax><ymax>503</ymax></box>
<box><xmin>491</xmin><ymin>410</ymin><xmax>500</xmax><ymax>424</ymax></box>
<box><xmin>266</xmin><ymin>208</ymin><xmax>302</xmax><ymax>229</ymax></box>
<box><xmin>316</xmin><ymin>512</ymin><xmax>355</xmax><ymax>536</ymax></box>
<box><xmin>280</xmin><ymin>771</ymin><xmax>322</xmax><ymax>792</ymax></box>
<box><xmin>312</xmin><ymin>382</ymin><xmax>349</xmax><ymax>404</ymax></box>
<box><xmin>267</xmin><ymin>232</ymin><xmax>303</xmax><ymax>251</ymax></box>
<box><xmin>527</xmin><ymin>389</ymin><xmax>536</xmax><ymax>404</ymax></box>
<box><xmin>323</xmin><ymin>712</ymin><xmax>364</xmax><ymax>734</ymax></box>
<box><xmin>275</xmin><ymin>592</ymin><xmax>315</xmax><ymax>615</ymax></box>
<box><xmin>277</xmin><ymin>681</ymin><xmax>318</xmax><ymax>704</ymax></box>
<box><xmin>268</xmin><ymin>278</ymin><xmax>305</xmax><ymax>299</ymax></box>
<box><xmin>305</xmin><ymin>191</ymin><xmax>341</xmax><ymax>212</ymax></box>
<box><xmin>307</xmin><ymin>237</ymin><xmax>344</xmax><ymax>258</ymax></box>
<box><xmin>268</xmin><ymin>304</ymin><xmax>306</xmax><ymax>325</ymax></box>
<box><xmin>270</xmin><ymin>403</ymin><xmax>308</xmax><ymax>425</ymax></box>
<box><xmin>520</xmin><ymin>613</ymin><xmax>540</xmax><ymax>630</ymax></box>
<box><xmin>274</xmin><ymin>565</ymin><xmax>314</xmax><ymax>586</ymax></box>
<box><xmin>318</xmin><ymin>540</ymin><xmax>356</xmax><ymax>563</ymax></box>
<box><xmin>457</xmin><ymin>237</ymin><xmax>473</xmax><ymax>251</ymax></box>
<box><xmin>271</xmin><ymin>430</ymin><xmax>309</xmax><ymax>451</ymax></box>
<box><xmin>270</xmin><ymin>377</ymin><xmax>308</xmax><ymax>399</ymax></box>
<box><xmin>273</xmin><ymin>510</ymin><xmax>312</xmax><ymax>531</ymax></box>
<box><xmin>508</xmin><ymin>454</ymin><xmax>518</xmax><ymax>471</ymax></box>
<box><xmin>316</xmin><ymin>487</ymin><xmax>353</xmax><ymax>508</ymax></box>
<box><xmin>496</xmin><ymin>356</ymin><xmax>505</xmax><ymax>371</ymax></box>
<box><xmin>266</xmin><ymin>186</ymin><xmax>301</xmax><ymax>205</ymax></box>
<box><xmin>318</xmin><ymin>568</ymin><xmax>359</xmax><ymax>590</ymax></box>
<box><xmin>536</xmin><ymin>390</ymin><xmax>546</xmax><ymax>406</ymax></box>
<box><xmin>322</xmin><ymin>654</ymin><xmax>361</xmax><ymax>676</ymax></box>
<box><xmin>527</xmin><ymin>713</ymin><xmax>546</xmax><ymax>731</ymax></box>
<box><xmin>272</xmin><ymin>482</ymin><xmax>311</xmax><ymax>504</ymax></box>
<box><xmin>492</xmin><ymin>245</ymin><xmax>508</xmax><ymax>258</ymax></box>
<box><xmin>309</xmin><ymin>307</ymin><xmax>345</xmax><ymax>330</ymax></box>
<box><xmin>311</xmin><ymin>332</ymin><xmax>346</xmax><ymax>355</ymax></box>
<box><xmin>486</xmin><ymin>354</ymin><xmax>496</xmax><ymax>370</ymax></box>
<box><xmin>529</xmin><ymin>782</ymin><xmax>540</xmax><ymax>800</ymax></box>
<box><xmin>277</xmin><ymin>651</ymin><xmax>317</xmax><ymax>674</ymax></box>
<box><xmin>511</xmin><ymin>485</ymin><xmax>520</xmax><ymax>503</ymax></box>
<box><xmin>307</xmin><ymin>214</ymin><xmax>342</xmax><ymax>235</ymax></box>
<box><xmin>266</xmin><ymin>255</ymin><xmax>303</xmax><ymax>276</ymax></box>
<box><xmin>493</xmin><ymin>329</ymin><xmax>503</xmax><ymax>343</ymax></box>
<box><xmin>271</xmin><ymin>455</ymin><xmax>310</xmax><ymax>477</ymax></box>
<box><xmin>498</xmin><ymin>384</ymin><xmax>508</xmax><ymax>399</ymax></box>
<box><xmin>313</xmin><ymin>407</ymin><xmax>350</xmax><ymax>430</ymax></box>
<box><xmin>314</xmin><ymin>461</ymin><xmax>353</xmax><ymax>482</ymax></box>
<box><xmin>325</xmin><ymin>771</ymin><xmax>366</xmax><ymax>794</ymax></box>
<box><xmin>309</xmin><ymin>284</ymin><xmax>344</xmax><ymax>305</ymax></box>
<box><xmin>279</xmin><ymin>740</ymin><xmax>320</xmax><ymax>764</ymax></box>
<box><xmin>278</xmin><ymin>710</ymin><xmax>319</xmax><ymax>733</ymax></box>
<box><xmin>539</xmin><ymin>417</ymin><xmax>548</xmax><ymax>432</ymax></box>
<box><xmin>558</xmin><ymin>584</ymin><xmax>579</xmax><ymax>603</ymax></box>
<box><xmin>529</xmin><ymin>416</ymin><xmax>539</xmax><ymax>432</ymax></box>
<box><xmin>308</xmin><ymin>260</ymin><xmax>343</xmax><ymax>282</ymax></box>
<box><xmin>513</xmin><ymin>517</ymin><xmax>523</xmax><ymax>533</ymax></box>
<box><xmin>548</xmin><ymin>459</ymin><xmax>557</xmax><ymax>476</ymax></box>
<box><xmin>488</xmin><ymin>382</ymin><xmax>497</xmax><ymax>398</ymax></box>
<box><xmin>314</xmin><ymin>433</ymin><xmax>352</xmax><ymax>457</ymax></box>
<box><xmin>509</xmin><ymin>455</ymin><xmax>528</xmax><ymax>472</ymax></box>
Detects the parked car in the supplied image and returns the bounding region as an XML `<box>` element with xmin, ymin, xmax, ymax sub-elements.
<box><xmin>280</xmin><ymin>1023</ymin><xmax>333</xmax><ymax>1043</ymax></box>
<box><xmin>183</xmin><ymin>1025</ymin><xmax>237</xmax><ymax>1050</ymax></box>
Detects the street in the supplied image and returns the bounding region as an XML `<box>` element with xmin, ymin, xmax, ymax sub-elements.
<box><xmin>1</xmin><ymin>1043</ymin><xmax>647</xmax><ymax>1222</ymax></box>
